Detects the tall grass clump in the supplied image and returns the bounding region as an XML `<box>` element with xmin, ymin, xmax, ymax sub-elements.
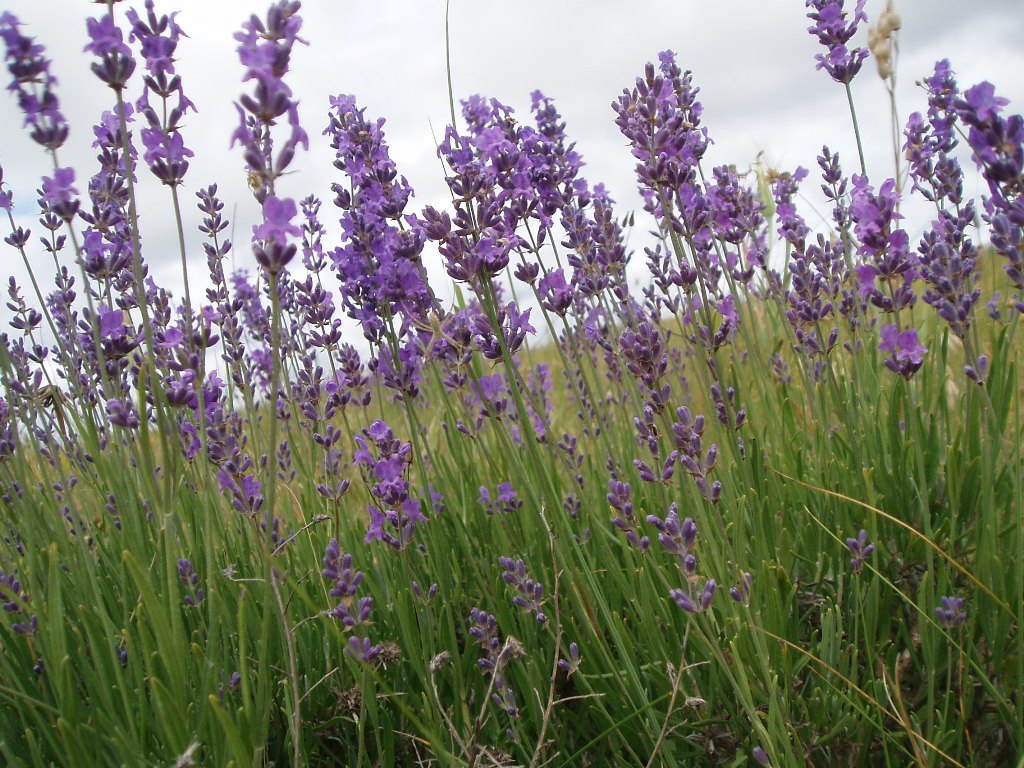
<box><xmin>0</xmin><ymin>1</ymin><xmax>1020</xmax><ymax>765</ymax></box>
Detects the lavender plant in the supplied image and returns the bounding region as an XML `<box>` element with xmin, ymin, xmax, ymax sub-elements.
<box><xmin>0</xmin><ymin>2</ymin><xmax>1020</xmax><ymax>767</ymax></box>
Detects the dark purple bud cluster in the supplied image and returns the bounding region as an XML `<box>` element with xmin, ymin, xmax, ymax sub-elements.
<box><xmin>322</xmin><ymin>539</ymin><xmax>376</xmax><ymax>637</ymax></box>
<box><xmin>177</xmin><ymin>558</ymin><xmax>205</xmax><ymax>607</ymax></box>
<box><xmin>346</xmin><ymin>636</ymin><xmax>382</xmax><ymax>664</ymax></box>
<box><xmin>607</xmin><ymin>476</ymin><xmax>650</xmax><ymax>553</ymax></box>
<box><xmin>217</xmin><ymin>670</ymin><xmax>242</xmax><ymax>703</ymax></box>
<box><xmin>518</xmin><ymin>363</ymin><xmax>553</xmax><ymax>444</ymax></box>
<box><xmin>498</xmin><ymin>556</ymin><xmax>547</xmax><ymax>624</ymax></box>
<box><xmin>468</xmin><ymin>607</ymin><xmax>523</xmax><ymax>720</ymax></box>
<box><xmin>671</xmin><ymin>406</ymin><xmax>722</xmax><ymax>504</ymax></box>
<box><xmin>206</xmin><ymin>407</ymin><xmax>263</xmax><ymax>517</ymax></box>
<box><xmin>649</xmin><ymin>502</ymin><xmax>726</xmax><ymax>616</ymax></box>
<box><xmin>846</xmin><ymin>529</ymin><xmax>875</xmax><ymax>573</ymax></box>
<box><xmin>647</xmin><ymin>502</ymin><xmax>699</xmax><ymax>573</ymax></box>
<box><xmin>0</xmin><ymin>399</ymin><xmax>15</xmax><ymax>461</ymax></box>
<box><xmin>729</xmin><ymin>572</ymin><xmax>754</xmax><ymax>607</ymax></box>
<box><xmin>917</xmin><ymin>211</ymin><xmax>980</xmax><ymax>342</ymax></box>
<box><xmin>561</xmin><ymin>189</ymin><xmax>631</xmax><ymax>303</ymax></box>
<box><xmin>774</xmin><ymin>167</ymin><xmax>846</xmax><ymax>366</ymax></box>
<box><xmin>473</xmin><ymin>302</ymin><xmax>535</xmax><ymax>361</ymax></box>
<box><xmin>79</xmin><ymin>107</ymin><xmax>137</xmax><ymax>304</ymax></box>
<box><xmin>115</xmin><ymin>637</ymin><xmax>128</xmax><ymax>668</ymax></box>
<box><xmin>466</xmin><ymin>373</ymin><xmax>509</xmax><ymax>432</ymax></box>
<box><xmin>557</xmin><ymin>641</ymin><xmax>581</xmax><ymax>676</ymax></box>
<box><xmin>633</xmin><ymin>450</ymin><xmax>679</xmax><ymax>485</ymax></box>
<box><xmin>0</xmin><ymin>566</ymin><xmax>37</xmax><ymax>635</ymax></box>
<box><xmin>935</xmin><ymin>595</ymin><xmax>966</xmax><ymax>629</ymax></box>
<box><xmin>411</xmin><ymin>580</ymin><xmax>438</xmax><ymax>602</ymax></box>
<box><xmin>669</xmin><ymin>578</ymin><xmax>716</xmax><ymax>614</ymax></box>
<box><xmin>619</xmin><ymin>320</ymin><xmax>670</xmax><ymax>414</ymax></box>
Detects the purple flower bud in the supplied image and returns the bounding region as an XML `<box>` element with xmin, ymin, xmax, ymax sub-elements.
<box><xmin>935</xmin><ymin>595</ymin><xmax>966</xmax><ymax>629</ymax></box>
<box><xmin>846</xmin><ymin>529</ymin><xmax>875</xmax><ymax>573</ymax></box>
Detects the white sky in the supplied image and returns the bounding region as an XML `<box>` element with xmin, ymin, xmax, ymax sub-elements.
<box><xmin>1</xmin><ymin>0</ymin><xmax>1022</xmax><ymax>332</ymax></box>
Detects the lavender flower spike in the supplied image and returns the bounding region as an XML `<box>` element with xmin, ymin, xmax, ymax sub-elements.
<box><xmin>498</xmin><ymin>556</ymin><xmax>548</xmax><ymax>624</ymax></box>
<box><xmin>935</xmin><ymin>595</ymin><xmax>966</xmax><ymax>629</ymax></box>
<box><xmin>0</xmin><ymin>12</ymin><xmax>69</xmax><ymax>149</ymax></box>
<box><xmin>846</xmin><ymin>529</ymin><xmax>875</xmax><ymax>573</ymax></box>
<box><xmin>805</xmin><ymin>0</ymin><xmax>869</xmax><ymax>84</ymax></box>
<box><xmin>232</xmin><ymin>1</ymin><xmax>308</xmax><ymax>201</ymax></box>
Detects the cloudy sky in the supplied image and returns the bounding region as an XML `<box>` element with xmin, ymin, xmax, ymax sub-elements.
<box><xmin>1</xmin><ymin>0</ymin><xmax>1022</xmax><ymax>330</ymax></box>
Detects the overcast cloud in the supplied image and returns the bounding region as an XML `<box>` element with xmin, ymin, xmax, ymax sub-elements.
<box><xmin>1</xmin><ymin>0</ymin><xmax>1022</xmax><ymax>329</ymax></box>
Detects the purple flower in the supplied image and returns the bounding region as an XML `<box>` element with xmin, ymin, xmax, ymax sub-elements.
<box><xmin>538</xmin><ymin>268</ymin><xmax>573</xmax><ymax>315</ymax></box>
<box><xmin>805</xmin><ymin>0</ymin><xmax>869</xmax><ymax>84</ymax></box>
<box><xmin>354</xmin><ymin>421</ymin><xmax>426</xmax><ymax>550</ymax></box>
<box><xmin>468</xmin><ymin>607</ymin><xmax>503</xmax><ymax>671</ymax></box>
<box><xmin>232</xmin><ymin>2</ymin><xmax>308</xmax><ymax>200</ymax></box>
<box><xmin>252</xmin><ymin>195</ymin><xmax>300</xmax><ymax>274</ymax></box>
<box><xmin>846</xmin><ymin>529</ymin><xmax>875</xmax><ymax>573</ymax></box>
<box><xmin>960</xmin><ymin>82</ymin><xmax>1008</xmax><ymax>125</ymax></box>
<box><xmin>953</xmin><ymin>78</ymin><xmax>1023</xmax><ymax>209</ymax></box>
<box><xmin>0</xmin><ymin>12</ymin><xmax>69</xmax><ymax>149</ymax></box>
<box><xmin>935</xmin><ymin>595</ymin><xmax>966</xmax><ymax>629</ymax></box>
<box><xmin>125</xmin><ymin>1</ymin><xmax>196</xmax><ymax>185</ymax></box>
<box><xmin>253</xmin><ymin>195</ymin><xmax>301</xmax><ymax>245</ymax></box>
<box><xmin>498</xmin><ymin>556</ymin><xmax>547</xmax><ymax>625</ymax></box>
<box><xmin>729</xmin><ymin>572</ymin><xmax>753</xmax><ymax>606</ymax></box>
<box><xmin>620</xmin><ymin>320</ymin><xmax>670</xmax><ymax>413</ymax></box>
<box><xmin>140</xmin><ymin>127</ymin><xmax>194</xmax><ymax>185</ymax></box>
<box><xmin>557</xmin><ymin>642</ymin><xmax>582</xmax><ymax>675</ymax></box>
<box><xmin>879</xmin><ymin>324</ymin><xmax>927</xmax><ymax>378</ymax></box>
<box><xmin>85</xmin><ymin>14</ymin><xmax>136</xmax><ymax>90</ymax></box>
<box><xmin>473</xmin><ymin>302</ymin><xmax>535</xmax><ymax>360</ymax></box>
<box><xmin>0</xmin><ymin>568</ymin><xmax>28</xmax><ymax>614</ymax></box>
<box><xmin>322</xmin><ymin>540</ymin><xmax>375</xmax><ymax>628</ymax></box>
<box><xmin>98</xmin><ymin>306</ymin><xmax>128</xmax><ymax>340</ymax></box>
<box><xmin>647</xmin><ymin>502</ymin><xmax>699</xmax><ymax>566</ymax></box>
<box><xmin>106</xmin><ymin>398</ymin><xmax>140</xmax><ymax>429</ymax></box>
<box><xmin>177</xmin><ymin>558</ymin><xmax>205</xmax><ymax>607</ymax></box>
<box><xmin>608</xmin><ymin>477</ymin><xmax>650</xmax><ymax>553</ymax></box>
<box><xmin>479</xmin><ymin>482</ymin><xmax>522</xmax><ymax>516</ymax></box>
<box><xmin>40</xmin><ymin>167</ymin><xmax>79</xmax><ymax>221</ymax></box>
<box><xmin>849</xmin><ymin>175</ymin><xmax>918</xmax><ymax>314</ymax></box>
<box><xmin>324</xmin><ymin>95</ymin><xmax>432</xmax><ymax>396</ymax></box>
<box><xmin>346</xmin><ymin>635</ymin><xmax>382</xmax><ymax>664</ymax></box>
<box><xmin>467</xmin><ymin>608</ymin><xmax>525</xmax><ymax>721</ymax></box>
<box><xmin>669</xmin><ymin>579</ymin><xmax>716</xmax><ymax>614</ymax></box>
